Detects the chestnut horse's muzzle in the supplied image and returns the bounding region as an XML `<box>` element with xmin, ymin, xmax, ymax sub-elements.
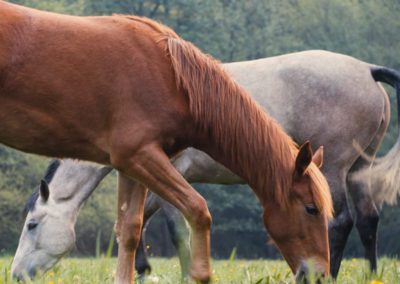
<box><xmin>295</xmin><ymin>260</ymin><xmax>327</xmax><ymax>284</ymax></box>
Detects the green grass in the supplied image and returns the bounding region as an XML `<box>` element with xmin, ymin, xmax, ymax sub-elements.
<box><xmin>0</xmin><ymin>257</ymin><xmax>398</xmax><ymax>283</ymax></box>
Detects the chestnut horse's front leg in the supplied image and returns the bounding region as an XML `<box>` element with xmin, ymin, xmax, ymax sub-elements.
<box><xmin>111</xmin><ymin>143</ymin><xmax>212</xmax><ymax>283</ymax></box>
<box><xmin>114</xmin><ymin>173</ymin><xmax>148</xmax><ymax>284</ymax></box>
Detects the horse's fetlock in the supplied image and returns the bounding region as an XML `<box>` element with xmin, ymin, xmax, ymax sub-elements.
<box><xmin>190</xmin><ymin>261</ymin><xmax>211</xmax><ymax>283</ymax></box>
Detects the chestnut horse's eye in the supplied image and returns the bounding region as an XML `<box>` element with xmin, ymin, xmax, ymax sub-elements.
<box><xmin>305</xmin><ymin>204</ymin><xmax>319</xmax><ymax>216</ymax></box>
<box><xmin>27</xmin><ymin>222</ymin><xmax>38</xmax><ymax>231</ymax></box>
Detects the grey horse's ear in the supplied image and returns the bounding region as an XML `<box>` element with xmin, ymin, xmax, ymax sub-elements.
<box><xmin>40</xmin><ymin>179</ymin><xmax>49</xmax><ymax>202</ymax></box>
<box><xmin>295</xmin><ymin>141</ymin><xmax>313</xmax><ymax>177</ymax></box>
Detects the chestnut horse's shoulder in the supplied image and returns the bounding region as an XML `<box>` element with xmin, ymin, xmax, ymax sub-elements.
<box><xmin>0</xmin><ymin>2</ymin><xmax>34</xmax><ymax>88</ymax></box>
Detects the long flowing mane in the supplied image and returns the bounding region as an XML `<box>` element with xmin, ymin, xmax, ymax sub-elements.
<box><xmin>119</xmin><ymin>15</ymin><xmax>332</xmax><ymax>217</ymax></box>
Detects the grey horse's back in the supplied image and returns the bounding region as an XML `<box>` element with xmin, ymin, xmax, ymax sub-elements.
<box><xmin>225</xmin><ymin>50</ymin><xmax>386</xmax><ymax>170</ymax></box>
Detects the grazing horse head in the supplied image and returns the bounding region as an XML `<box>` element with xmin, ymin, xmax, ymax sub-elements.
<box><xmin>11</xmin><ymin>160</ymin><xmax>74</xmax><ymax>280</ymax></box>
<box><xmin>262</xmin><ymin>142</ymin><xmax>332</xmax><ymax>279</ymax></box>
<box><xmin>11</xmin><ymin>160</ymin><xmax>111</xmax><ymax>280</ymax></box>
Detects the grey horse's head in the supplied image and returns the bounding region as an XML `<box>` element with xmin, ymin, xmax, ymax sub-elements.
<box><xmin>11</xmin><ymin>159</ymin><xmax>111</xmax><ymax>280</ymax></box>
<box><xmin>11</xmin><ymin>160</ymin><xmax>76</xmax><ymax>280</ymax></box>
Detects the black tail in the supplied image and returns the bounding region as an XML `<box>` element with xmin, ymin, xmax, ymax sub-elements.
<box><xmin>370</xmin><ymin>66</ymin><xmax>400</xmax><ymax>127</ymax></box>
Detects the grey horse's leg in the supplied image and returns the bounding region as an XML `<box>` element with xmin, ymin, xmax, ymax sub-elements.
<box><xmin>327</xmin><ymin>172</ymin><xmax>354</xmax><ymax>278</ymax></box>
<box><xmin>347</xmin><ymin>104</ymin><xmax>388</xmax><ymax>273</ymax></box>
<box><xmin>157</xmin><ymin>195</ymin><xmax>191</xmax><ymax>280</ymax></box>
<box><xmin>135</xmin><ymin>192</ymin><xmax>162</xmax><ymax>277</ymax></box>
<box><xmin>347</xmin><ymin>124</ymin><xmax>387</xmax><ymax>273</ymax></box>
<box><xmin>348</xmin><ymin>157</ymin><xmax>379</xmax><ymax>272</ymax></box>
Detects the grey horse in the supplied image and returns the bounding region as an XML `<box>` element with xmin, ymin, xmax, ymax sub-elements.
<box><xmin>13</xmin><ymin>50</ymin><xmax>400</xmax><ymax>279</ymax></box>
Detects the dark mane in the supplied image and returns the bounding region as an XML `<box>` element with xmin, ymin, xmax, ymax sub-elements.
<box><xmin>23</xmin><ymin>159</ymin><xmax>61</xmax><ymax>215</ymax></box>
<box><xmin>43</xmin><ymin>159</ymin><xmax>61</xmax><ymax>183</ymax></box>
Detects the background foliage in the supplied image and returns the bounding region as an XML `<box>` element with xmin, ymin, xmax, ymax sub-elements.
<box><xmin>2</xmin><ymin>0</ymin><xmax>400</xmax><ymax>259</ymax></box>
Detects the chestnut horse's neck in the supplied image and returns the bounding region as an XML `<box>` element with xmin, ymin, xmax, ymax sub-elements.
<box><xmin>177</xmin><ymin>48</ymin><xmax>298</xmax><ymax>204</ymax></box>
<box><xmin>124</xmin><ymin>16</ymin><xmax>299</xmax><ymax>205</ymax></box>
<box><xmin>122</xmin><ymin>17</ymin><xmax>298</xmax><ymax>205</ymax></box>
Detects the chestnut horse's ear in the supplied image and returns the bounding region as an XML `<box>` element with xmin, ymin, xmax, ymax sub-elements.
<box><xmin>295</xmin><ymin>141</ymin><xmax>313</xmax><ymax>177</ymax></box>
<box><xmin>312</xmin><ymin>146</ymin><xmax>324</xmax><ymax>168</ymax></box>
<box><xmin>40</xmin><ymin>179</ymin><xmax>49</xmax><ymax>202</ymax></box>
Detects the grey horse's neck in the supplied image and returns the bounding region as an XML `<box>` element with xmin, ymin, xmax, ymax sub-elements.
<box><xmin>172</xmin><ymin>148</ymin><xmax>244</xmax><ymax>184</ymax></box>
<box><xmin>49</xmin><ymin>159</ymin><xmax>112</xmax><ymax>212</ymax></box>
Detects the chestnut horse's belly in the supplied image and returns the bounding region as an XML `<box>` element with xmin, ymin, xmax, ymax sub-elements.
<box><xmin>0</xmin><ymin>74</ymin><xmax>189</xmax><ymax>165</ymax></box>
<box><xmin>0</xmin><ymin>100</ymin><xmax>109</xmax><ymax>162</ymax></box>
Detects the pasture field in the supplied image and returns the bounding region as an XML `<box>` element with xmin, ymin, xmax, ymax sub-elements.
<box><xmin>0</xmin><ymin>257</ymin><xmax>397</xmax><ymax>283</ymax></box>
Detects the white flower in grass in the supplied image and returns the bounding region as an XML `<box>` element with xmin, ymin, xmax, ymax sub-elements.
<box><xmin>147</xmin><ymin>275</ymin><xmax>160</xmax><ymax>283</ymax></box>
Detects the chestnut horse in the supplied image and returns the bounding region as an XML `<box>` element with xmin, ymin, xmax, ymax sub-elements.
<box><xmin>2</xmin><ymin>2</ymin><xmax>332</xmax><ymax>282</ymax></box>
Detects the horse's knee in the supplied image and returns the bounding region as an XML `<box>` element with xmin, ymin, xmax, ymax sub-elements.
<box><xmin>356</xmin><ymin>212</ymin><xmax>379</xmax><ymax>244</ymax></box>
<box><xmin>329</xmin><ymin>210</ymin><xmax>354</xmax><ymax>241</ymax></box>
<box><xmin>120</xmin><ymin>218</ymin><xmax>142</xmax><ymax>250</ymax></box>
<box><xmin>356</xmin><ymin>211</ymin><xmax>379</xmax><ymax>231</ymax></box>
<box><xmin>186</xmin><ymin>196</ymin><xmax>212</xmax><ymax>230</ymax></box>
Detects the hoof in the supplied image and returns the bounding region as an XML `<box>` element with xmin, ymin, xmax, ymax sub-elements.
<box><xmin>136</xmin><ymin>263</ymin><xmax>151</xmax><ymax>276</ymax></box>
<box><xmin>190</xmin><ymin>269</ymin><xmax>211</xmax><ymax>284</ymax></box>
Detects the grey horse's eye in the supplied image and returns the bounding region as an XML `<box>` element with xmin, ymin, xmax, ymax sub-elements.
<box><xmin>305</xmin><ymin>204</ymin><xmax>319</xmax><ymax>216</ymax></box>
<box><xmin>27</xmin><ymin>222</ymin><xmax>38</xmax><ymax>231</ymax></box>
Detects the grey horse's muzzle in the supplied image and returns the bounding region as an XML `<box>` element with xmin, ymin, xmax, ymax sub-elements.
<box><xmin>11</xmin><ymin>267</ymin><xmax>36</xmax><ymax>282</ymax></box>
